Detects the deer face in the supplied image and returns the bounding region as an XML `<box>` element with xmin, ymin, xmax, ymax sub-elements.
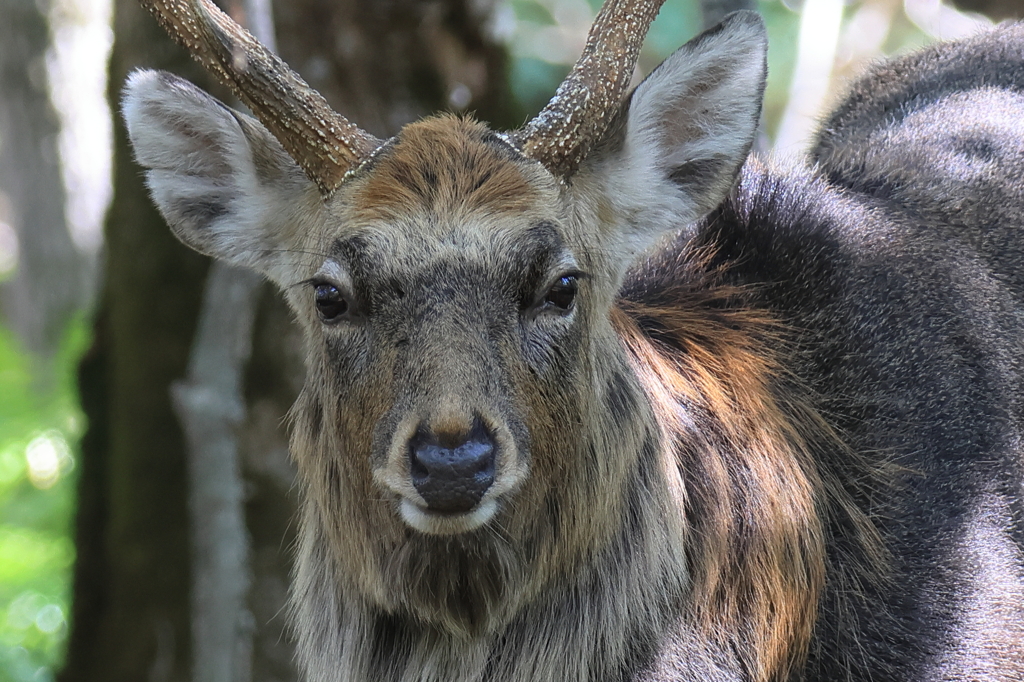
<box><xmin>300</xmin><ymin>118</ymin><xmax>576</xmax><ymax>535</ymax></box>
<box><xmin>123</xmin><ymin>0</ymin><xmax>767</xmax><ymax>630</ymax></box>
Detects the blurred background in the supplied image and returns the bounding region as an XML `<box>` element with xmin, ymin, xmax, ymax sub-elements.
<box><xmin>0</xmin><ymin>0</ymin><xmax>1013</xmax><ymax>679</ymax></box>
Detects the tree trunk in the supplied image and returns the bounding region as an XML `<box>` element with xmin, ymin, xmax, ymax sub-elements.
<box><xmin>62</xmin><ymin>1</ymin><xmax>511</xmax><ymax>681</ymax></box>
<box><xmin>0</xmin><ymin>0</ymin><xmax>88</xmax><ymax>366</ymax></box>
<box><xmin>949</xmin><ymin>0</ymin><xmax>1024</xmax><ymax>20</ymax></box>
<box><xmin>59</xmin><ymin>3</ymin><xmax>214</xmax><ymax>680</ymax></box>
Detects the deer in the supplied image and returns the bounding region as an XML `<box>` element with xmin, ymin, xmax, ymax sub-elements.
<box><xmin>121</xmin><ymin>0</ymin><xmax>1024</xmax><ymax>679</ymax></box>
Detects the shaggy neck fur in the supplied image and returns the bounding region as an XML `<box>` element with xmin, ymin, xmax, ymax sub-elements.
<box><xmin>290</xmin><ymin>409</ymin><xmax>693</xmax><ymax>682</ymax></box>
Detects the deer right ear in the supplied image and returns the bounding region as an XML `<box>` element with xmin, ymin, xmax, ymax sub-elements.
<box><xmin>581</xmin><ymin>11</ymin><xmax>768</xmax><ymax>270</ymax></box>
<box><xmin>122</xmin><ymin>69</ymin><xmax>315</xmax><ymax>285</ymax></box>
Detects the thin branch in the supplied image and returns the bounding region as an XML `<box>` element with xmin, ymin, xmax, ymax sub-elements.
<box><xmin>174</xmin><ymin>264</ymin><xmax>261</xmax><ymax>682</ymax></box>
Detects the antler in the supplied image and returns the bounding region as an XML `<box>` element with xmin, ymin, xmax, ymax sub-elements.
<box><xmin>518</xmin><ymin>0</ymin><xmax>667</xmax><ymax>177</ymax></box>
<box><xmin>140</xmin><ymin>0</ymin><xmax>382</xmax><ymax>195</ymax></box>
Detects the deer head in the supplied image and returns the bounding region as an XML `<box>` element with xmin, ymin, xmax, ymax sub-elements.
<box><xmin>123</xmin><ymin>0</ymin><xmax>767</xmax><ymax>638</ymax></box>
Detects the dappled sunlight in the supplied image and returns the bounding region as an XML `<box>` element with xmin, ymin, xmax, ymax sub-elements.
<box><xmin>46</xmin><ymin>0</ymin><xmax>114</xmax><ymax>258</ymax></box>
<box><xmin>25</xmin><ymin>433</ymin><xmax>73</xmax><ymax>491</ymax></box>
<box><xmin>0</xmin><ymin>0</ymin><xmax>107</xmax><ymax>675</ymax></box>
<box><xmin>0</xmin><ymin>220</ymin><xmax>16</xmax><ymax>280</ymax></box>
<box><xmin>0</xmin><ymin>323</ymin><xmax>84</xmax><ymax>679</ymax></box>
<box><xmin>774</xmin><ymin>0</ymin><xmax>992</xmax><ymax>153</ymax></box>
<box><xmin>510</xmin><ymin>0</ymin><xmax>593</xmax><ymax>64</ymax></box>
<box><xmin>774</xmin><ymin>0</ymin><xmax>845</xmax><ymax>153</ymax></box>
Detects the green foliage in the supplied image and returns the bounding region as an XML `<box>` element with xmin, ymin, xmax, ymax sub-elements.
<box><xmin>644</xmin><ymin>0</ymin><xmax>704</xmax><ymax>59</ymax></box>
<box><xmin>506</xmin><ymin>0</ymin><xmax>808</xmax><ymax>135</ymax></box>
<box><xmin>506</xmin><ymin>0</ymin><xmax>937</xmax><ymax>142</ymax></box>
<box><xmin>761</xmin><ymin>0</ymin><xmax>803</xmax><ymax>136</ymax></box>
<box><xmin>0</xmin><ymin>322</ymin><xmax>87</xmax><ymax>682</ymax></box>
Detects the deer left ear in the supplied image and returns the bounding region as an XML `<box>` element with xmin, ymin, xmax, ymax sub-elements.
<box><xmin>122</xmin><ymin>69</ymin><xmax>316</xmax><ymax>286</ymax></box>
<box><xmin>580</xmin><ymin>10</ymin><xmax>767</xmax><ymax>268</ymax></box>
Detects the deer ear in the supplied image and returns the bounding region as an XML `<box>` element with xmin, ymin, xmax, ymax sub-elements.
<box><xmin>580</xmin><ymin>11</ymin><xmax>767</xmax><ymax>268</ymax></box>
<box><xmin>122</xmin><ymin>69</ymin><xmax>314</xmax><ymax>285</ymax></box>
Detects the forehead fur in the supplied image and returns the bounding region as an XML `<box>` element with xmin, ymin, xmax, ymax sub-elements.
<box><xmin>350</xmin><ymin>116</ymin><xmax>548</xmax><ymax>222</ymax></box>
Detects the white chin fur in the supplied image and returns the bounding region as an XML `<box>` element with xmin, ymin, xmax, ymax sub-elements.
<box><xmin>399</xmin><ymin>499</ymin><xmax>498</xmax><ymax>535</ymax></box>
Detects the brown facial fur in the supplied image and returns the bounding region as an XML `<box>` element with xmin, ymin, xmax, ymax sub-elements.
<box><xmin>287</xmin><ymin>115</ymin><xmax>655</xmax><ymax>645</ymax></box>
<box><xmin>288</xmin><ymin>114</ymin><xmax>869</xmax><ymax>678</ymax></box>
<box><xmin>277</xmin><ymin>114</ymin><xmax>888</xmax><ymax>681</ymax></box>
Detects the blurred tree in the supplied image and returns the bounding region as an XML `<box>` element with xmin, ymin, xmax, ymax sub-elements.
<box><xmin>950</xmin><ymin>0</ymin><xmax>1024</xmax><ymax>20</ymax></box>
<box><xmin>0</xmin><ymin>0</ymin><xmax>90</xmax><ymax>370</ymax></box>
<box><xmin>57</xmin><ymin>1</ymin><xmax>212</xmax><ymax>679</ymax></box>
<box><xmin>59</xmin><ymin>1</ymin><xmax>512</xmax><ymax>681</ymax></box>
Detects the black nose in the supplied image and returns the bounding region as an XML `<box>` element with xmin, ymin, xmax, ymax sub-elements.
<box><xmin>409</xmin><ymin>419</ymin><xmax>496</xmax><ymax>513</ymax></box>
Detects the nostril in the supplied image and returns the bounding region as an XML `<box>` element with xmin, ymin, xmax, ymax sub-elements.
<box><xmin>409</xmin><ymin>444</ymin><xmax>430</xmax><ymax>481</ymax></box>
<box><xmin>408</xmin><ymin>419</ymin><xmax>496</xmax><ymax>513</ymax></box>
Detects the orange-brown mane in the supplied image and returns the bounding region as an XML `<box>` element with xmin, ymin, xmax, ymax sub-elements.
<box><xmin>612</xmin><ymin>260</ymin><xmax>879</xmax><ymax>680</ymax></box>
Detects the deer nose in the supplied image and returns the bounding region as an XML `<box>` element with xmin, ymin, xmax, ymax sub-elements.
<box><xmin>408</xmin><ymin>419</ymin><xmax>496</xmax><ymax>513</ymax></box>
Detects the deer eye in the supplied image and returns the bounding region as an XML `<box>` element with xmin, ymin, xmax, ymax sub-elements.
<box><xmin>542</xmin><ymin>275</ymin><xmax>578</xmax><ymax>313</ymax></box>
<box><xmin>314</xmin><ymin>283</ymin><xmax>349</xmax><ymax>322</ymax></box>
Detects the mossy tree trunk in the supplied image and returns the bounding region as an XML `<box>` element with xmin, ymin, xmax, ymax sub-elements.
<box><xmin>61</xmin><ymin>1</ymin><xmax>511</xmax><ymax>681</ymax></box>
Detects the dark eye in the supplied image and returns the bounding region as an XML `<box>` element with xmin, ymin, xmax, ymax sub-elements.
<box><xmin>314</xmin><ymin>283</ymin><xmax>349</xmax><ymax>322</ymax></box>
<box><xmin>542</xmin><ymin>275</ymin><xmax>578</xmax><ymax>312</ymax></box>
